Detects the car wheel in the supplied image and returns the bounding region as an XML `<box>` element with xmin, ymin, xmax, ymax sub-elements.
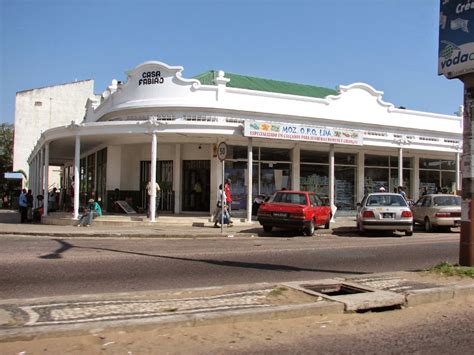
<box><xmin>324</xmin><ymin>216</ymin><xmax>331</xmax><ymax>230</ymax></box>
<box><xmin>424</xmin><ymin>217</ymin><xmax>433</xmax><ymax>233</ymax></box>
<box><xmin>405</xmin><ymin>229</ymin><xmax>413</xmax><ymax>236</ymax></box>
<box><xmin>304</xmin><ymin>220</ymin><xmax>315</xmax><ymax>236</ymax></box>
<box><xmin>263</xmin><ymin>225</ymin><xmax>273</xmax><ymax>233</ymax></box>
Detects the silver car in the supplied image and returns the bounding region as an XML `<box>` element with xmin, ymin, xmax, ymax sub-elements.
<box><xmin>356</xmin><ymin>193</ymin><xmax>413</xmax><ymax>236</ymax></box>
<box><xmin>411</xmin><ymin>194</ymin><xmax>461</xmax><ymax>232</ymax></box>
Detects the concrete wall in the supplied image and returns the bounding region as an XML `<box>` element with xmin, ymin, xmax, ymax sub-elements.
<box><xmin>14</xmin><ymin>80</ymin><xmax>94</xmax><ymax>180</ymax></box>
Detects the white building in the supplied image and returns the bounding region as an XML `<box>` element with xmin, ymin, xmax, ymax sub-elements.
<box><xmin>26</xmin><ymin>61</ymin><xmax>462</xmax><ymax>221</ymax></box>
<box><xmin>14</xmin><ymin>80</ymin><xmax>94</xmax><ymax>188</ymax></box>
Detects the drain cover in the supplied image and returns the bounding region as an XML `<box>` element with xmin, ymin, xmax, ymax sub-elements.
<box><xmin>301</xmin><ymin>283</ymin><xmax>373</xmax><ymax>296</ymax></box>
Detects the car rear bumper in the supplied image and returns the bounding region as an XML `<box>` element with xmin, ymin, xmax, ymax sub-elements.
<box><xmin>433</xmin><ymin>218</ymin><xmax>461</xmax><ymax>227</ymax></box>
<box><xmin>258</xmin><ymin>217</ymin><xmax>311</xmax><ymax>229</ymax></box>
<box><xmin>360</xmin><ymin>220</ymin><xmax>413</xmax><ymax>231</ymax></box>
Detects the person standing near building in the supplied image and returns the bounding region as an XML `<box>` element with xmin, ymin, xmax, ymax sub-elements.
<box><xmin>225</xmin><ymin>178</ymin><xmax>233</xmax><ymax>214</ymax></box>
<box><xmin>48</xmin><ymin>187</ymin><xmax>57</xmax><ymax>212</ymax></box>
<box><xmin>18</xmin><ymin>189</ymin><xmax>28</xmax><ymax>223</ymax></box>
<box><xmin>398</xmin><ymin>186</ymin><xmax>407</xmax><ymax>200</ymax></box>
<box><xmin>26</xmin><ymin>189</ymin><xmax>33</xmax><ymax>222</ymax></box>
<box><xmin>146</xmin><ymin>180</ymin><xmax>161</xmax><ymax>218</ymax></box>
<box><xmin>214</xmin><ymin>184</ymin><xmax>227</xmax><ymax>227</ymax></box>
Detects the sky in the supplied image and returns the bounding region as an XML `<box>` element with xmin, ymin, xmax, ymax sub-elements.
<box><xmin>0</xmin><ymin>0</ymin><xmax>464</xmax><ymax>124</ymax></box>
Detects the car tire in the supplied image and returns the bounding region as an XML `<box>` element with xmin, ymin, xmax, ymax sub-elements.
<box><xmin>405</xmin><ymin>229</ymin><xmax>413</xmax><ymax>236</ymax></box>
<box><xmin>324</xmin><ymin>215</ymin><xmax>331</xmax><ymax>230</ymax></box>
<box><xmin>304</xmin><ymin>220</ymin><xmax>315</xmax><ymax>236</ymax></box>
<box><xmin>263</xmin><ymin>225</ymin><xmax>273</xmax><ymax>233</ymax></box>
<box><xmin>424</xmin><ymin>217</ymin><xmax>434</xmax><ymax>233</ymax></box>
<box><xmin>357</xmin><ymin>222</ymin><xmax>365</xmax><ymax>236</ymax></box>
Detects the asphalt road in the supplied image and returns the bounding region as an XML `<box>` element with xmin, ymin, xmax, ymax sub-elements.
<box><xmin>0</xmin><ymin>230</ymin><xmax>460</xmax><ymax>299</ymax></box>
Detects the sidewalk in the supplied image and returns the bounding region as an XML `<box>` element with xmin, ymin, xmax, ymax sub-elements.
<box><xmin>0</xmin><ymin>209</ymin><xmax>356</xmax><ymax>239</ymax></box>
<box><xmin>1</xmin><ymin>271</ymin><xmax>473</xmax><ymax>341</ymax></box>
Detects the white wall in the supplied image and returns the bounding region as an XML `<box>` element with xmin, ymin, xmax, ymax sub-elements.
<box><xmin>14</xmin><ymin>80</ymin><xmax>94</xmax><ymax>179</ymax></box>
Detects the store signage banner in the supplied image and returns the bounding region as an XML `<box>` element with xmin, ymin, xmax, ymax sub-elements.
<box><xmin>244</xmin><ymin>120</ymin><xmax>363</xmax><ymax>145</ymax></box>
<box><xmin>439</xmin><ymin>0</ymin><xmax>474</xmax><ymax>78</ymax></box>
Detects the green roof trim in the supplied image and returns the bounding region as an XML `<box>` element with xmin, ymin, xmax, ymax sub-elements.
<box><xmin>193</xmin><ymin>71</ymin><xmax>337</xmax><ymax>99</ymax></box>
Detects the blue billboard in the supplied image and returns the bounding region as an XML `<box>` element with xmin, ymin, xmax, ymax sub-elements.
<box><xmin>439</xmin><ymin>0</ymin><xmax>474</xmax><ymax>78</ymax></box>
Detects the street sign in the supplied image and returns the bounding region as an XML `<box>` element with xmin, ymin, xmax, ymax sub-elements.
<box><xmin>217</xmin><ymin>142</ymin><xmax>227</xmax><ymax>161</ymax></box>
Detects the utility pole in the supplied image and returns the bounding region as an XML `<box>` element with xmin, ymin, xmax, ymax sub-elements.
<box><xmin>439</xmin><ymin>1</ymin><xmax>474</xmax><ymax>265</ymax></box>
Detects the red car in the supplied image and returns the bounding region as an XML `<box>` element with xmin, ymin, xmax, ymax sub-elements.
<box><xmin>257</xmin><ymin>190</ymin><xmax>332</xmax><ymax>236</ymax></box>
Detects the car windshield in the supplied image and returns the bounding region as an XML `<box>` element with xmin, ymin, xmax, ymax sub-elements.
<box><xmin>271</xmin><ymin>192</ymin><xmax>307</xmax><ymax>205</ymax></box>
<box><xmin>366</xmin><ymin>194</ymin><xmax>407</xmax><ymax>207</ymax></box>
<box><xmin>433</xmin><ymin>196</ymin><xmax>461</xmax><ymax>206</ymax></box>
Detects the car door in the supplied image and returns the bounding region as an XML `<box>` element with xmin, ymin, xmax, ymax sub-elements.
<box><xmin>310</xmin><ymin>194</ymin><xmax>328</xmax><ymax>225</ymax></box>
<box><xmin>412</xmin><ymin>197</ymin><xmax>424</xmax><ymax>223</ymax></box>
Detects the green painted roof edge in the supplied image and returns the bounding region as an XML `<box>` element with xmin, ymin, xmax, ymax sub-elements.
<box><xmin>193</xmin><ymin>71</ymin><xmax>337</xmax><ymax>99</ymax></box>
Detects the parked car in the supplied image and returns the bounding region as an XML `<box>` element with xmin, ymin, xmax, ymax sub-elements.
<box><xmin>257</xmin><ymin>190</ymin><xmax>332</xmax><ymax>236</ymax></box>
<box><xmin>356</xmin><ymin>193</ymin><xmax>413</xmax><ymax>236</ymax></box>
<box><xmin>411</xmin><ymin>194</ymin><xmax>461</xmax><ymax>232</ymax></box>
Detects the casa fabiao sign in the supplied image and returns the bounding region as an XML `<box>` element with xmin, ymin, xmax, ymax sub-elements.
<box><xmin>244</xmin><ymin>120</ymin><xmax>363</xmax><ymax>145</ymax></box>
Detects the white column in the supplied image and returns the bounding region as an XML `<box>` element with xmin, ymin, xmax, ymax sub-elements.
<box><xmin>456</xmin><ymin>151</ymin><xmax>461</xmax><ymax>192</ymax></box>
<box><xmin>31</xmin><ymin>156</ymin><xmax>36</xmax><ymax>208</ymax></box>
<box><xmin>174</xmin><ymin>144</ymin><xmax>182</xmax><ymax>214</ymax></box>
<box><xmin>291</xmin><ymin>144</ymin><xmax>300</xmax><ymax>190</ymax></box>
<box><xmin>357</xmin><ymin>151</ymin><xmax>365</xmax><ymax>201</ymax></box>
<box><xmin>73</xmin><ymin>136</ymin><xmax>80</xmax><ymax>220</ymax></box>
<box><xmin>398</xmin><ymin>147</ymin><xmax>403</xmax><ymax>187</ymax></box>
<box><xmin>247</xmin><ymin>138</ymin><xmax>253</xmax><ymax>222</ymax></box>
<box><xmin>413</xmin><ymin>156</ymin><xmax>420</xmax><ymax>200</ymax></box>
<box><xmin>150</xmin><ymin>132</ymin><xmax>157</xmax><ymax>222</ymax></box>
<box><xmin>329</xmin><ymin>144</ymin><xmax>336</xmax><ymax>220</ymax></box>
<box><xmin>39</xmin><ymin>148</ymin><xmax>44</xmax><ymax>204</ymax></box>
<box><xmin>43</xmin><ymin>143</ymin><xmax>50</xmax><ymax>216</ymax></box>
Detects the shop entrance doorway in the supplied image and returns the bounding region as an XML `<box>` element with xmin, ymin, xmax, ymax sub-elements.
<box><xmin>182</xmin><ymin>160</ymin><xmax>210</xmax><ymax>212</ymax></box>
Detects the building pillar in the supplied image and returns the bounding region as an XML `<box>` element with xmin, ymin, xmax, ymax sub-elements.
<box><xmin>291</xmin><ymin>144</ymin><xmax>300</xmax><ymax>190</ymax></box>
<box><xmin>39</xmin><ymin>148</ymin><xmax>44</xmax><ymax>207</ymax></box>
<box><xmin>149</xmin><ymin>132</ymin><xmax>157</xmax><ymax>222</ymax></box>
<box><xmin>247</xmin><ymin>138</ymin><xmax>253</xmax><ymax>222</ymax></box>
<box><xmin>329</xmin><ymin>144</ymin><xmax>336</xmax><ymax>220</ymax></box>
<box><xmin>398</xmin><ymin>147</ymin><xmax>403</xmax><ymax>187</ymax></box>
<box><xmin>73</xmin><ymin>135</ymin><xmax>80</xmax><ymax>220</ymax></box>
<box><xmin>357</xmin><ymin>151</ymin><xmax>365</xmax><ymax>201</ymax></box>
<box><xmin>43</xmin><ymin>143</ymin><xmax>50</xmax><ymax>216</ymax></box>
<box><xmin>174</xmin><ymin>144</ymin><xmax>181</xmax><ymax>214</ymax></box>
<box><xmin>413</xmin><ymin>156</ymin><xmax>420</xmax><ymax>200</ymax></box>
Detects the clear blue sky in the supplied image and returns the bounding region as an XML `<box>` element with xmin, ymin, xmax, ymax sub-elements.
<box><xmin>0</xmin><ymin>0</ymin><xmax>464</xmax><ymax>124</ymax></box>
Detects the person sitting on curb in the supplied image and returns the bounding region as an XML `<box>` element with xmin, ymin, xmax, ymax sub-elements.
<box><xmin>77</xmin><ymin>198</ymin><xmax>102</xmax><ymax>227</ymax></box>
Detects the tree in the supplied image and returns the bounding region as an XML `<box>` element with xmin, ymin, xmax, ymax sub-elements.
<box><xmin>0</xmin><ymin>123</ymin><xmax>14</xmax><ymax>193</ymax></box>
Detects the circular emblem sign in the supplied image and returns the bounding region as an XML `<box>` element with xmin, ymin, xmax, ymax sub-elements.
<box><xmin>217</xmin><ymin>142</ymin><xmax>228</xmax><ymax>161</ymax></box>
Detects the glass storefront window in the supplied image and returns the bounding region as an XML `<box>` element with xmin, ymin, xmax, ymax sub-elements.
<box><xmin>260</xmin><ymin>163</ymin><xmax>291</xmax><ymax>195</ymax></box>
<box><xmin>441</xmin><ymin>171</ymin><xmax>456</xmax><ymax>193</ymax></box>
<box><xmin>335</xmin><ymin>153</ymin><xmax>356</xmax><ymax>165</ymax></box>
<box><xmin>420</xmin><ymin>170</ymin><xmax>440</xmax><ymax>194</ymax></box>
<box><xmin>227</xmin><ymin>145</ymin><xmax>257</xmax><ymax>160</ymax></box>
<box><xmin>366</xmin><ymin>155</ymin><xmax>389</xmax><ymax>167</ymax></box>
<box><xmin>259</xmin><ymin>147</ymin><xmax>291</xmax><ymax>161</ymax></box>
<box><xmin>300</xmin><ymin>164</ymin><xmax>329</xmax><ymax>197</ymax></box>
<box><xmin>335</xmin><ymin>166</ymin><xmax>355</xmax><ymax>210</ymax></box>
<box><xmin>364</xmin><ymin>167</ymin><xmax>389</xmax><ymax>193</ymax></box>
<box><xmin>390</xmin><ymin>156</ymin><xmax>412</xmax><ymax>168</ymax></box>
<box><xmin>300</xmin><ymin>150</ymin><xmax>329</xmax><ymax>164</ymax></box>
<box><xmin>420</xmin><ymin>158</ymin><xmax>441</xmax><ymax>169</ymax></box>
<box><xmin>390</xmin><ymin>168</ymin><xmax>412</xmax><ymax>198</ymax></box>
<box><xmin>225</xmin><ymin>161</ymin><xmax>249</xmax><ymax>211</ymax></box>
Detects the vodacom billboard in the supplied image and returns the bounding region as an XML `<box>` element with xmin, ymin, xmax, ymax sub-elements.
<box><xmin>439</xmin><ymin>0</ymin><xmax>474</xmax><ymax>79</ymax></box>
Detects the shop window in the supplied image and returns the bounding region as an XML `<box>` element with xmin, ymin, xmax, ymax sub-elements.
<box><xmin>224</xmin><ymin>161</ymin><xmax>249</xmax><ymax>211</ymax></box>
<box><xmin>389</xmin><ymin>156</ymin><xmax>412</xmax><ymax>168</ymax></box>
<box><xmin>420</xmin><ymin>158</ymin><xmax>441</xmax><ymax>169</ymax></box>
<box><xmin>441</xmin><ymin>171</ymin><xmax>456</xmax><ymax>193</ymax></box>
<box><xmin>227</xmin><ymin>145</ymin><xmax>257</xmax><ymax>160</ymax></box>
<box><xmin>300</xmin><ymin>164</ymin><xmax>329</xmax><ymax>197</ymax></box>
<box><xmin>420</xmin><ymin>170</ymin><xmax>440</xmax><ymax>194</ymax></box>
<box><xmin>335</xmin><ymin>153</ymin><xmax>355</xmax><ymax>165</ymax></box>
<box><xmin>441</xmin><ymin>160</ymin><xmax>456</xmax><ymax>171</ymax></box>
<box><xmin>364</xmin><ymin>167</ymin><xmax>389</xmax><ymax>194</ymax></box>
<box><xmin>366</xmin><ymin>155</ymin><xmax>389</xmax><ymax>167</ymax></box>
<box><xmin>335</xmin><ymin>166</ymin><xmax>355</xmax><ymax>210</ymax></box>
<box><xmin>260</xmin><ymin>162</ymin><xmax>291</xmax><ymax>195</ymax></box>
<box><xmin>300</xmin><ymin>150</ymin><xmax>329</xmax><ymax>164</ymax></box>
<box><xmin>259</xmin><ymin>147</ymin><xmax>290</xmax><ymax>162</ymax></box>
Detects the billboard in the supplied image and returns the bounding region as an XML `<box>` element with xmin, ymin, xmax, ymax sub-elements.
<box><xmin>439</xmin><ymin>0</ymin><xmax>474</xmax><ymax>78</ymax></box>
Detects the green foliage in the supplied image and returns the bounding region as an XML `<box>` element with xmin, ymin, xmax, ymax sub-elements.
<box><xmin>428</xmin><ymin>262</ymin><xmax>474</xmax><ymax>278</ymax></box>
<box><xmin>0</xmin><ymin>124</ymin><xmax>14</xmax><ymax>192</ymax></box>
<box><xmin>267</xmin><ymin>286</ymin><xmax>288</xmax><ymax>297</ymax></box>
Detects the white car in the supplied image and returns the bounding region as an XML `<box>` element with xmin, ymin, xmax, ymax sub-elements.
<box><xmin>356</xmin><ymin>193</ymin><xmax>413</xmax><ymax>236</ymax></box>
<box><xmin>411</xmin><ymin>194</ymin><xmax>461</xmax><ymax>232</ymax></box>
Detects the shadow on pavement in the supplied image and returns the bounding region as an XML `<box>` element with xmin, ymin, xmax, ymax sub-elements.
<box><xmin>39</xmin><ymin>238</ymin><xmax>368</xmax><ymax>275</ymax></box>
